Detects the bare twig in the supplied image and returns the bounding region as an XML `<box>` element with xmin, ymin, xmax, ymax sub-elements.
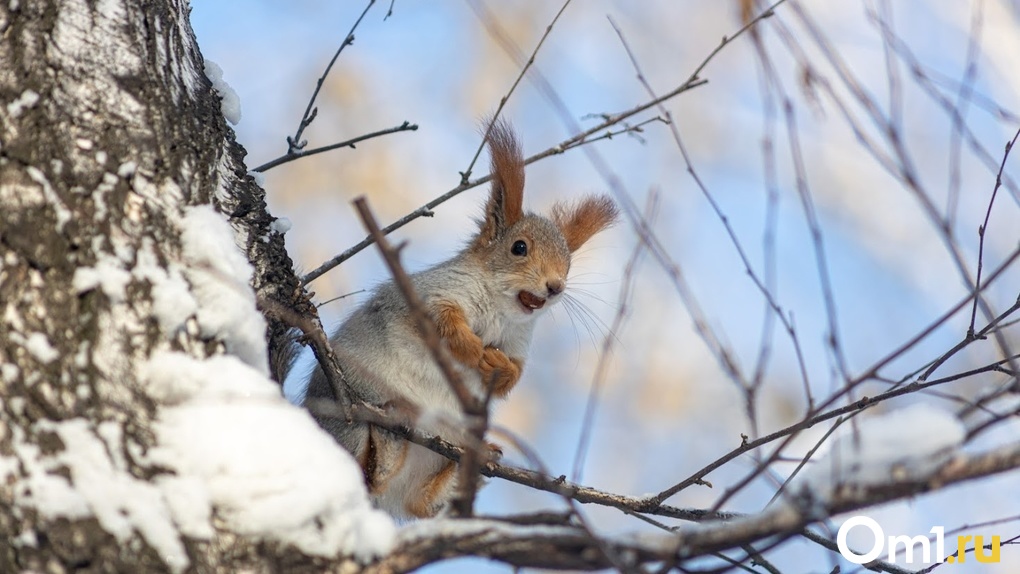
<box><xmin>298</xmin><ymin>115</ymin><xmax>678</xmax><ymax>285</ymax></box>
<box><xmin>864</xmin><ymin>10</ymin><xmax>1020</xmax><ymax>206</ymax></box>
<box><xmin>671</xmin><ymin>439</ymin><xmax>1020</xmax><ymax>559</ymax></box>
<box><xmin>651</xmin><ymin>242</ymin><xmax>1020</xmax><ymax>505</ymax></box>
<box><xmin>941</xmin><ymin>0</ymin><xmax>983</xmax><ymax>227</ymax></box>
<box><xmin>316</xmin><ymin>289</ymin><xmax>366</xmax><ymax>308</ymax></box>
<box><xmin>253</xmin><ymin>121</ymin><xmax>418</xmax><ymax>173</ymax></box>
<box><xmin>287</xmin><ymin>0</ymin><xmax>376</xmax><ymax>155</ymax></box>
<box><xmin>608</xmin><ymin>12</ymin><xmax>819</xmax><ymax>415</ymax></box>
<box><xmin>460</xmin><ymin>0</ymin><xmax>573</xmax><ymax>184</ymax></box>
<box><xmin>967</xmin><ymin>127</ymin><xmax>1020</xmax><ymax>336</ymax></box>
<box><xmin>747</xmin><ymin>8</ymin><xmax>815</xmax><ymax>411</ymax></box>
<box><xmin>299</xmin><ymin>0</ymin><xmax>793</xmax><ymax>286</ymax></box>
<box><xmin>788</xmin><ymin>2</ymin><xmax>1000</xmax><ymax>339</ymax></box>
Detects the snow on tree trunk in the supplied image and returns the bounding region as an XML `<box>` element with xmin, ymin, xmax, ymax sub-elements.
<box><xmin>0</xmin><ymin>1</ymin><xmax>392</xmax><ymax>572</ymax></box>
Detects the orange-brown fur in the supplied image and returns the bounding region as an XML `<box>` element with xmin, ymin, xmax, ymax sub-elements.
<box><xmin>479</xmin><ymin>346</ymin><xmax>523</xmax><ymax>398</ymax></box>
<box><xmin>552</xmin><ymin>195</ymin><xmax>620</xmax><ymax>253</ymax></box>
<box><xmin>433</xmin><ymin>302</ymin><xmax>523</xmax><ymax>396</ymax></box>
<box><xmin>432</xmin><ymin>300</ymin><xmax>484</xmax><ymax>366</ymax></box>
<box><xmin>406</xmin><ymin>459</ymin><xmax>457</xmax><ymax>518</ymax></box>
<box><xmin>472</xmin><ymin>119</ymin><xmax>525</xmax><ymax>249</ymax></box>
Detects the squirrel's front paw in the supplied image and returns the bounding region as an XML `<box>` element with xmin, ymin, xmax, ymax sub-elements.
<box><xmin>479</xmin><ymin>346</ymin><xmax>521</xmax><ymax>397</ymax></box>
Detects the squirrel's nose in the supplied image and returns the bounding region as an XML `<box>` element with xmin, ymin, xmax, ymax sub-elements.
<box><xmin>546</xmin><ymin>280</ymin><xmax>565</xmax><ymax>296</ymax></box>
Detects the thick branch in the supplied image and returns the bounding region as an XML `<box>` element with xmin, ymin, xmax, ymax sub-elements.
<box><xmin>360</xmin><ymin>440</ymin><xmax>1020</xmax><ymax>572</ymax></box>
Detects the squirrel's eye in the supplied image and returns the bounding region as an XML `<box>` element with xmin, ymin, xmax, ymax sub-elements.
<box><xmin>511</xmin><ymin>240</ymin><xmax>528</xmax><ymax>256</ymax></box>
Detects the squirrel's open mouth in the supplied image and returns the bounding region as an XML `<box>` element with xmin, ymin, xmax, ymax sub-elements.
<box><xmin>517</xmin><ymin>291</ymin><xmax>546</xmax><ymax>313</ymax></box>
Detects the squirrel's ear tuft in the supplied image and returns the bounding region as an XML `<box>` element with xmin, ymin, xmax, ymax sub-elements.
<box><xmin>476</xmin><ymin>118</ymin><xmax>525</xmax><ymax>245</ymax></box>
<box><xmin>551</xmin><ymin>195</ymin><xmax>619</xmax><ymax>253</ymax></box>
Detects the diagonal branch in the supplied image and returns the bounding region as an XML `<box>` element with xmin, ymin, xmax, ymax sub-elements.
<box><xmin>352</xmin><ymin>197</ymin><xmax>488</xmax><ymax>517</ymax></box>
<box><xmin>253</xmin><ymin>121</ymin><xmax>418</xmax><ymax>173</ymax></box>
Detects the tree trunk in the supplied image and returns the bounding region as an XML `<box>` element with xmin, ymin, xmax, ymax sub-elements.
<box><xmin>0</xmin><ymin>1</ymin><xmax>319</xmax><ymax>571</ymax></box>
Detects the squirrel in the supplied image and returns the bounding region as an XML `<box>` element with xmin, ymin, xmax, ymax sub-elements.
<box><xmin>303</xmin><ymin>120</ymin><xmax>618</xmax><ymax>519</ymax></box>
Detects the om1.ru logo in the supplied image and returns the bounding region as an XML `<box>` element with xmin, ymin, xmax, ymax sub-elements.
<box><xmin>837</xmin><ymin>516</ymin><xmax>1001</xmax><ymax>565</ymax></box>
